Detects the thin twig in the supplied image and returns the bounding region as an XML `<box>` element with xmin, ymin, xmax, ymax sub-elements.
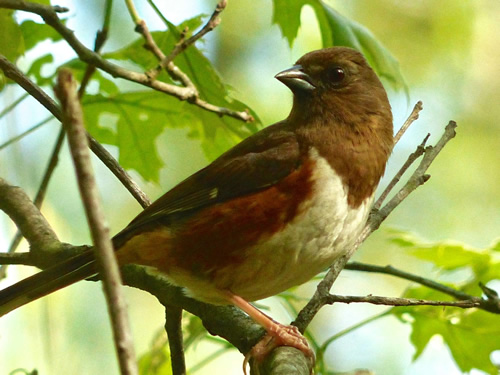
<box><xmin>147</xmin><ymin>0</ymin><xmax>227</xmax><ymax>80</ymax></box>
<box><xmin>394</xmin><ymin>101</ymin><xmax>423</xmax><ymax>144</ymax></box>
<box><xmin>0</xmin><ymin>92</ymin><xmax>29</xmax><ymax>119</ymax></box>
<box><xmin>373</xmin><ymin>133</ymin><xmax>430</xmax><ymax>210</ymax></box>
<box><xmin>0</xmin><ymin>0</ymin><xmax>252</xmax><ymax>122</ymax></box>
<box><xmin>324</xmin><ymin>294</ymin><xmax>480</xmax><ymax>308</ymax></box>
<box><xmin>55</xmin><ymin>69</ymin><xmax>138</xmax><ymax>375</ymax></box>
<box><xmin>345</xmin><ymin>262</ymin><xmax>500</xmax><ymax>314</ymax></box>
<box><xmin>0</xmin><ymin>116</ymin><xmax>53</xmax><ymax>150</ymax></box>
<box><xmin>0</xmin><ymin>126</ymin><xmax>64</xmax><ymax>280</ymax></box>
<box><xmin>374</xmin><ymin>121</ymin><xmax>457</xmax><ymax>226</ymax></box>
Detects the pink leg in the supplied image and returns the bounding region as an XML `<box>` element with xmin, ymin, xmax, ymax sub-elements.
<box><xmin>225</xmin><ymin>292</ymin><xmax>314</xmax><ymax>373</ymax></box>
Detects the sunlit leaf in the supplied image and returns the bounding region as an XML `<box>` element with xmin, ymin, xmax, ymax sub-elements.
<box><xmin>82</xmin><ymin>91</ymin><xmax>197</xmax><ymax>182</ymax></box>
<box><xmin>411</xmin><ymin>244</ymin><xmax>491</xmax><ymax>272</ymax></box>
<box><xmin>394</xmin><ymin>287</ymin><xmax>500</xmax><ymax>375</ymax></box>
<box><xmin>271</xmin><ymin>0</ymin><xmax>308</xmax><ymax>47</ymax></box>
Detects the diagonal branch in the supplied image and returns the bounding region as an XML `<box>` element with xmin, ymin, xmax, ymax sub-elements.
<box><xmin>55</xmin><ymin>69</ymin><xmax>138</xmax><ymax>375</ymax></box>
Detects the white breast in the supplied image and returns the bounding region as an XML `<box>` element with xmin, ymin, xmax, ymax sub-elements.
<box><xmin>224</xmin><ymin>149</ymin><xmax>374</xmax><ymax>302</ymax></box>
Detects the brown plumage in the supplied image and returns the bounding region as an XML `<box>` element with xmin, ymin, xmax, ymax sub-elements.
<box><xmin>0</xmin><ymin>47</ymin><xmax>393</xmax><ymax>366</ymax></box>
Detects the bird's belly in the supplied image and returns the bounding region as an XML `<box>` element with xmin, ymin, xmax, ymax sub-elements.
<box><xmin>172</xmin><ymin>153</ymin><xmax>373</xmax><ymax>304</ymax></box>
<box><xmin>227</xmin><ymin>158</ymin><xmax>373</xmax><ymax>301</ymax></box>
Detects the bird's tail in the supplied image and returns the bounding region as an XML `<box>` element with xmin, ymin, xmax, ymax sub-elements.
<box><xmin>0</xmin><ymin>250</ymin><xmax>97</xmax><ymax>317</ymax></box>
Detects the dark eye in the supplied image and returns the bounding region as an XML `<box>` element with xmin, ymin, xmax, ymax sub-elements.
<box><xmin>328</xmin><ymin>67</ymin><xmax>345</xmax><ymax>84</ymax></box>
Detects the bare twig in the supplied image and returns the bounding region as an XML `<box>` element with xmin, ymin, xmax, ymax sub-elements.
<box><xmin>55</xmin><ymin>69</ymin><xmax>138</xmax><ymax>375</ymax></box>
<box><xmin>345</xmin><ymin>262</ymin><xmax>500</xmax><ymax>314</ymax></box>
<box><xmin>374</xmin><ymin>121</ymin><xmax>457</xmax><ymax>226</ymax></box>
<box><xmin>0</xmin><ymin>126</ymin><xmax>64</xmax><ymax>279</ymax></box>
<box><xmin>324</xmin><ymin>294</ymin><xmax>480</xmax><ymax>309</ymax></box>
<box><xmin>373</xmin><ymin>133</ymin><xmax>430</xmax><ymax>210</ymax></box>
<box><xmin>0</xmin><ymin>0</ymin><xmax>252</xmax><ymax>122</ymax></box>
<box><xmin>147</xmin><ymin>0</ymin><xmax>227</xmax><ymax>80</ymax></box>
<box><xmin>0</xmin><ymin>54</ymin><xmax>150</xmax><ymax>208</ymax></box>
<box><xmin>394</xmin><ymin>101</ymin><xmax>423</xmax><ymax>144</ymax></box>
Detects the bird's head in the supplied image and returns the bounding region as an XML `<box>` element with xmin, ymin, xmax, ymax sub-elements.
<box><xmin>275</xmin><ymin>47</ymin><xmax>391</xmax><ymax>126</ymax></box>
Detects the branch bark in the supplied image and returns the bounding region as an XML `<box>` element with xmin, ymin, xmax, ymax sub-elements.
<box><xmin>55</xmin><ymin>69</ymin><xmax>138</xmax><ymax>375</ymax></box>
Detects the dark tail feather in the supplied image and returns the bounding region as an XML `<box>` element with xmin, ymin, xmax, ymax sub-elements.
<box><xmin>0</xmin><ymin>250</ymin><xmax>97</xmax><ymax>317</ymax></box>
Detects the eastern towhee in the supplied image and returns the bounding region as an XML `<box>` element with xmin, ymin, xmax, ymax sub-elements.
<box><xmin>0</xmin><ymin>47</ymin><xmax>393</xmax><ymax>368</ymax></box>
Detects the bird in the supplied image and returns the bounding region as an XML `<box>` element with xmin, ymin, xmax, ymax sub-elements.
<box><xmin>0</xmin><ymin>47</ymin><xmax>393</xmax><ymax>368</ymax></box>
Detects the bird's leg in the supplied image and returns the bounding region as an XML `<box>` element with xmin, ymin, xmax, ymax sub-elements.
<box><xmin>225</xmin><ymin>292</ymin><xmax>314</xmax><ymax>373</ymax></box>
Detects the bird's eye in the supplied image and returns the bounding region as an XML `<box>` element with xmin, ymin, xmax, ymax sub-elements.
<box><xmin>328</xmin><ymin>67</ymin><xmax>345</xmax><ymax>84</ymax></box>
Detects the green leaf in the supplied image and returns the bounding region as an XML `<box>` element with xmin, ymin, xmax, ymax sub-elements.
<box><xmin>20</xmin><ymin>20</ymin><xmax>63</xmax><ymax>51</ymax></box>
<box><xmin>411</xmin><ymin>244</ymin><xmax>491</xmax><ymax>272</ymax></box>
<box><xmin>270</xmin><ymin>1</ymin><xmax>407</xmax><ymax>94</ymax></box>
<box><xmin>271</xmin><ymin>0</ymin><xmax>308</xmax><ymax>47</ymax></box>
<box><xmin>82</xmin><ymin>91</ymin><xmax>196</xmax><ymax>182</ymax></box>
<box><xmin>0</xmin><ymin>10</ymin><xmax>24</xmax><ymax>61</ymax></box>
<box><xmin>104</xmin><ymin>16</ymin><xmax>260</xmax><ymax>162</ymax></box>
<box><xmin>315</xmin><ymin>3</ymin><xmax>408</xmax><ymax>94</ymax></box>
<box><xmin>394</xmin><ymin>287</ymin><xmax>500</xmax><ymax>375</ymax></box>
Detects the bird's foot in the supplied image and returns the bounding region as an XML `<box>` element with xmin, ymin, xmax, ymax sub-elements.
<box><xmin>243</xmin><ymin>324</ymin><xmax>314</xmax><ymax>374</ymax></box>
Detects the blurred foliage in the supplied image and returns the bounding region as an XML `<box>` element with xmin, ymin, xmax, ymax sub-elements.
<box><xmin>389</xmin><ymin>230</ymin><xmax>500</xmax><ymax>375</ymax></box>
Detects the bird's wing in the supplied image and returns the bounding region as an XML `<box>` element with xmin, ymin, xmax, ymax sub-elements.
<box><xmin>117</xmin><ymin>122</ymin><xmax>301</xmax><ymax>236</ymax></box>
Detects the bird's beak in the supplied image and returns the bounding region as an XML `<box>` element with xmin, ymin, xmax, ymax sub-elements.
<box><xmin>275</xmin><ymin>65</ymin><xmax>315</xmax><ymax>92</ymax></box>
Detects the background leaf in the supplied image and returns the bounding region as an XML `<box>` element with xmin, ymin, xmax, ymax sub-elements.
<box><xmin>271</xmin><ymin>0</ymin><xmax>407</xmax><ymax>93</ymax></box>
<box><xmin>0</xmin><ymin>10</ymin><xmax>24</xmax><ymax>61</ymax></box>
<box><xmin>394</xmin><ymin>287</ymin><xmax>500</xmax><ymax>375</ymax></box>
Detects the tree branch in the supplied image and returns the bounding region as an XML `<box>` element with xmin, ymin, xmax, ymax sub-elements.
<box><xmin>0</xmin><ymin>178</ymin><xmax>59</xmax><ymax>253</ymax></box>
<box><xmin>0</xmin><ymin>0</ymin><xmax>253</xmax><ymax>122</ymax></box>
<box><xmin>324</xmin><ymin>294</ymin><xmax>479</xmax><ymax>309</ymax></box>
<box><xmin>55</xmin><ymin>69</ymin><xmax>138</xmax><ymax>375</ymax></box>
<box><xmin>345</xmin><ymin>262</ymin><xmax>500</xmax><ymax>314</ymax></box>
